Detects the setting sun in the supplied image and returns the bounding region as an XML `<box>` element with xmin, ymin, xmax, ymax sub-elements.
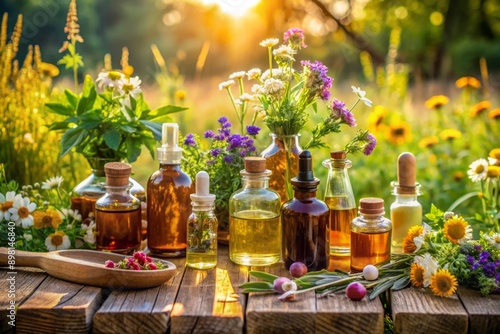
<box><xmin>201</xmin><ymin>0</ymin><xmax>261</xmax><ymax>17</ymax></box>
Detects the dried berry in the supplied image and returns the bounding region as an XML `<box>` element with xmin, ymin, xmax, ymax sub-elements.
<box><xmin>346</xmin><ymin>282</ymin><xmax>366</xmax><ymax>301</ymax></box>
<box><xmin>104</xmin><ymin>251</ymin><xmax>166</xmax><ymax>270</ymax></box>
<box><xmin>362</xmin><ymin>264</ymin><xmax>379</xmax><ymax>281</ymax></box>
<box><xmin>289</xmin><ymin>262</ymin><xmax>308</xmax><ymax>278</ymax></box>
<box><xmin>273</xmin><ymin>277</ymin><xmax>291</xmax><ymax>293</ymax></box>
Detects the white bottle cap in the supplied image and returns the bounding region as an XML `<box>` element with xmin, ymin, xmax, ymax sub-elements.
<box><xmin>190</xmin><ymin>171</ymin><xmax>216</xmax><ymax>203</ymax></box>
<box><xmin>157</xmin><ymin>123</ymin><xmax>183</xmax><ymax>164</ymax></box>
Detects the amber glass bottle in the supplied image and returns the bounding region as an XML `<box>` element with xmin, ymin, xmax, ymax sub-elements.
<box><xmin>350</xmin><ymin>198</ymin><xmax>392</xmax><ymax>273</ymax></box>
<box><xmin>147</xmin><ymin>123</ymin><xmax>193</xmax><ymax>257</ymax></box>
<box><xmin>282</xmin><ymin>150</ymin><xmax>330</xmax><ymax>271</ymax></box>
<box><xmin>95</xmin><ymin>162</ymin><xmax>142</xmax><ymax>254</ymax></box>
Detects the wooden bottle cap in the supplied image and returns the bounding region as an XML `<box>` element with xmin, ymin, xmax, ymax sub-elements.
<box><xmin>104</xmin><ymin>162</ymin><xmax>132</xmax><ymax>186</ymax></box>
<box><xmin>359</xmin><ymin>197</ymin><xmax>384</xmax><ymax>215</ymax></box>
<box><xmin>330</xmin><ymin>150</ymin><xmax>346</xmax><ymax>159</ymax></box>
<box><xmin>397</xmin><ymin>152</ymin><xmax>417</xmax><ymax>194</ymax></box>
<box><xmin>244</xmin><ymin>157</ymin><xmax>266</xmax><ymax>173</ymax></box>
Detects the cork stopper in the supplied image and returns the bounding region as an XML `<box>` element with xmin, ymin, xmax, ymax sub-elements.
<box><xmin>244</xmin><ymin>157</ymin><xmax>267</xmax><ymax>173</ymax></box>
<box><xmin>359</xmin><ymin>197</ymin><xmax>385</xmax><ymax>215</ymax></box>
<box><xmin>291</xmin><ymin>150</ymin><xmax>319</xmax><ymax>191</ymax></box>
<box><xmin>330</xmin><ymin>150</ymin><xmax>346</xmax><ymax>159</ymax></box>
<box><xmin>104</xmin><ymin>162</ymin><xmax>132</xmax><ymax>186</ymax></box>
<box><xmin>396</xmin><ymin>152</ymin><xmax>417</xmax><ymax>194</ymax></box>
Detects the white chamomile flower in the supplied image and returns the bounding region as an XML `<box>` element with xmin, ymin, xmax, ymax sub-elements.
<box><xmin>9</xmin><ymin>196</ymin><xmax>36</xmax><ymax>228</ymax></box>
<box><xmin>229</xmin><ymin>71</ymin><xmax>246</xmax><ymax>80</ymax></box>
<box><xmin>118</xmin><ymin>76</ymin><xmax>142</xmax><ymax>99</ymax></box>
<box><xmin>84</xmin><ymin>228</ymin><xmax>96</xmax><ymax>245</ymax></box>
<box><xmin>61</xmin><ymin>208</ymin><xmax>82</xmax><ymax>221</ymax></box>
<box><xmin>272</xmin><ymin>45</ymin><xmax>296</xmax><ymax>62</ymax></box>
<box><xmin>45</xmin><ymin>231</ymin><xmax>71</xmax><ymax>251</ymax></box>
<box><xmin>41</xmin><ymin>176</ymin><xmax>64</xmax><ymax>190</ymax></box>
<box><xmin>251</xmin><ymin>84</ymin><xmax>264</xmax><ymax>94</ymax></box>
<box><xmin>263</xmin><ymin>78</ymin><xmax>285</xmax><ymax>95</ymax></box>
<box><xmin>259</xmin><ymin>38</ymin><xmax>279</xmax><ymax>48</ymax></box>
<box><xmin>234</xmin><ymin>99</ymin><xmax>243</xmax><ymax>106</ymax></box>
<box><xmin>218</xmin><ymin>80</ymin><xmax>236</xmax><ymax>90</ymax></box>
<box><xmin>0</xmin><ymin>191</ymin><xmax>22</xmax><ymax>221</ymax></box>
<box><xmin>246</xmin><ymin>68</ymin><xmax>262</xmax><ymax>80</ymax></box>
<box><xmin>414</xmin><ymin>253</ymin><xmax>438</xmax><ymax>287</ymax></box>
<box><xmin>467</xmin><ymin>158</ymin><xmax>488</xmax><ymax>182</ymax></box>
<box><xmin>413</xmin><ymin>223</ymin><xmax>432</xmax><ymax>252</ymax></box>
<box><xmin>239</xmin><ymin>93</ymin><xmax>255</xmax><ymax>102</ymax></box>
<box><xmin>351</xmin><ymin>86</ymin><xmax>373</xmax><ymax>107</ymax></box>
<box><xmin>96</xmin><ymin>70</ymin><xmax>124</xmax><ymax>90</ymax></box>
<box><xmin>484</xmin><ymin>233</ymin><xmax>500</xmax><ymax>249</ymax></box>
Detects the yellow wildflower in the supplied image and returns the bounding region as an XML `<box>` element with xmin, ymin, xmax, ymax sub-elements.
<box><xmin>469</xmin><ymin>100</ymin><xmax>491</xmax><ymax>117</ymax></box>
<box><xmin>387</xmin><ymin>119</ymin><xmax>412</xmax><ymax>145</ymax></box>
<box><xmin>39</xmin><ymin>62</ymin><xmax>60</xmax><ymax>77</ymax></box>
<box><xmin>489</xmin><ymin>148</ymin><xmax>500</xmax><ymax>166</ymax></box>
<box><xmin>430</xmin><ymin>269</ymin><xmax>458</xmax><ymax>297</ymax></box>
<box><xmin>488</xmin><ymin>108</ymin><xmax>500</xmax><ymax>120</ymax></box>
<box><xmin>368</xmin><ymin>106</ymin><xmax>387</xmax><ymax>132</ymax></box>
<box><xmin>439</xmin><ymin>129</ymin><xmax>462</xmax><ymax>141</ymax></box>
<box><xmin>418</xmin><ymin>136</ymin><xmax>438</xmax><ymax>149</ymax></box>
<box><xmin>33</xmin><ymin>209</ymin><xmax>63</xmax><ymax>229</ymax></box>
<box><xmin>487</xmin><ymin>165</ymin><xmax>500</xmax><ymax>178</ymax></box>
<box><xmin>425</xmin><ymin>95</ymin><xmax>449</xmax><ymax>109</ymax></box>
<box><xmin>175</xmin><ymin>90</ymin><xmax>187</xmax><ymax>101</ymax></box>
<box><xmin>455</xmin><ymin>76</ymin><xmax>481</xmax><ymax>89</ymax></box>
<box><xmin>443</xmin><ymin>215</ymin><xmax>472</xmax><ymax>244</ymax></box>
<box><xmin>410</xmin><ymin>263</ymin><xmax>426</xmax><ymax>288</ymax></box>
<box><xmin>403</xmin><ymin>225</ymin><xmax>424</xmax><ymax>254</ymax></box>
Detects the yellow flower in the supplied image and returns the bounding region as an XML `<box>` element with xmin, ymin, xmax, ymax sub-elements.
<box><xmin>403</xmin><ymin>225</ymin><xmax>424</xmax><ymax>253</ymax></box>
<box><xmin>410</xmin><ymin>263</ymin><xmax>426</xmax><ymax>288</ymax></box>
<box><xmin>368</xmin><ymin>106</ymin><xmax>387</xmax><ymax>132</ymax></box>
<box><xmin>430</xmin><ymin>269</ymin><xmax>458</xmax><ymax>297</ymax></box>
<box><xmin>418</xmin><ymin>136</ymin><xmax>438</xmax><ymax>149</ymax></box>
<box><xmin>443</xmin><ymin>215</ymin><xmax>472</xmax><ymax>244</ymax></box>
<box><xmin>175</xmin><ymin>90</ymin><xmax>187</xmax><ymax>101</ymax></box>
<box><xmin>487</xmin><ymin>165</ymin><xmax>500</xmax><ymax>178</ymax></box>
<box><xmin>488</xmin><ymin>108</ymin><xmax>500</xmax><ymax>120</ymax></box>
<box><xmin>39</xmin><ymin>62</ymin><xmax>60</xmax><ymax>77</ymax></box>
<box><xmin>439</xmin><ymin>129</ymin><xmax>462</xmax><ymax>141</ymax></box>
<box><xmin>469</xmin><ymin>100</ymin><xmax>491</xmax><ymax>117</ymax></box>
<box><xmin>455</xmin><ymin>76</ymin><xmax>481</xmax><ymax>89</ymax></box>
<box><xmin>489</xmin><ymin>148</ymin><xmax>500</xmax><ymax>166</ymax></box>
<box><xmin>453</xmin><ymin>171</ymin><xmax>465</xmax><ymax>181</ymax></box>
<box><xmin>387</xmin><ymin>120</ymin><xmax>412</xmax><ymax>145</ymax></box>
<box><xmin>33</xmin><ymin>209</ymin><xmax>63</xmax><ymax>229</ymax></box>
<box><xmin>45</xmin><ymin>231</ymin><xmax>71</xmax><ymax>251</ymax></box>
<box><xmin>425</xmin><ymin>95</ymin><xmax>449</xmax><ymax>109</ymax></box>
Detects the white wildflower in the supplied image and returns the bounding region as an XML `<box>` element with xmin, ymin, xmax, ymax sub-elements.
<box><xmin>41</xmin><ymin>176</ymin><xmax>64</xmax><ymax>190</ymax></box>
<box><xmin>246</xmin><ymin>68</ymin><xmax>262</xmax><ymax>80</ymax></box>
<box><xmin>259</xmin><ymin>38</ymin><xmax>279</xmax><ymax>48</ymax></box>
<box><xmin>218</xmin><ymin>80</ymin><xmax>236</xmax><ymax>90</ymax></box>
<box><xmin>229</xmin><ymin>71</ymin><xmax>246</xmax><ymax>80</ymax></box>
<box><xmin>467</xmin><ymin>158</ymin><xmax>488</xmax><ymax>182</ymax></box>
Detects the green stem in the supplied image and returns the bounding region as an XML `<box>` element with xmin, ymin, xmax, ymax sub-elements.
<box><xmin>279</xmin><ymin>273</ymin><xmax>363</xmax><ymax>299</ymax></box>
<box><xmin>349</xmin><ymin>98</ymin><xmax>360</xmax><ymax>111</ymax></box>
<box><xmin>267</xmin><ymin>47</ymin><xmax>273</xmax><ymax>77</ymax></box>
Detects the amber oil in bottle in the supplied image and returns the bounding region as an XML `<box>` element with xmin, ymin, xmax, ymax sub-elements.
<box><xmin>282</xmin><ymin>150</ymin><xmax>330</xmax><ymax>271</ymax></box>
<box><xmin>147</xmin><ymin>123</ymin><xmax>193</xmax><ymax>257</ymax></box>
<box><xmin>187</xmin><ymin>171</ymin><xmax>218</xmax><ymax>269</ymax></box>
<box><xmin>390</xmin><ymin>152</ymin><xmax>422</xmax><ymax>254</ymax></box>
<box><xmin>229</xmin><ymin>157</ymin><xmax>281</xmax><ymax>266</ymax></box>
<box><xmin>350</xmin><ymin>197</ymin><xmax>392</xmax><ymax>273</ymax></box>
<box><xmin>96</xmin><ymin>162</ymin><xmax>142</xmax><ymax>254</ymax></box>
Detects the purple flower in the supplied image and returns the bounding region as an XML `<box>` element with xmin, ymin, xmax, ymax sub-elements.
<box><xmin>483</xmin><ymin>262</ymin><xmax>496</xmax><ymax>277</ymax></box>
<box><xmin>474</xmin><ymin>244</ymin><xmax>482</xmax><ymax>251</ymax></box>
<box><xmin>332</xmin><ymin>98</ymin><xmax>346</xmax><ymax>110</ymax></box>
<box><xmin>222</xmin><ymin>121</ymin><xmax>232</xmax><ymax>129</ymax></box>
<box><xmin>240</xmin><ymin>150</ymin><xmax>247</xmax><ymax>157</ymax></box>
<box><xmin>210</xmin><ymin>148</ymin><xmax>221</xmax><ymax>157</ymax></box>
<box><xmin>183</xmin><ymin>133</ymin><xmax>197</xmax><ymax>146</ymax></box>
<box><xmin>466</xmin><ymin>256</ymin><xmax>475</xmax><ymax>265</ymax></box>
<box><xmin>223</xmin><ymin>155</ymin><xmax>234</xmax><ymax>164</ymax></box>
<box><xmin>204</xmin><ymin>130</ymin><xmax>215</xmax><ymax>138</ymax></box>
<box><xmin>472</xmin><ymin>263</ymin><xmax>480</xmax><ymax>270</ymax></box>
<box><xmin>495</xmin><ymin>260</ymin><xmax>500</xmax><ymax>268</ymax></box>
<box><xmin>218</xmin><ymin>116</ymin><xmax>228</xmax><ymax>124</ymax></box>
<box><xmin>284</xmin><ymin>28</ymin><xmax>307</xmax><ymax>49</ymax></box>
<box><xmin>248</xmin><ymin>146</ymin><xmax>256</xmax><ymax>152</ymax></box>
<box><xmin>479</xmin><ymin>251</ymin><xmax>490</xmax><ymax>264</ymax></box>
<box><xmin>246</xmin><ymin>125</ymin><xmax>260</xmax><ymax>136</ymax></box>
<box><xmin>341</xmin><ymin>108</ymin><xmax>357</xmax><ymax>127</ymax></box>
<box><xmin>227</xmin><ymin>134</ymin><xmax>244</xmax><ymax>150</ymax></box>
<box><xmin>214</xmin><ymin>134</ymin><xmax>225</xmax><ymax>141</ymax></box>
<box><xmin>363</xmin><ymin>133</ymin><xmax>377</xmax><ymax>156</ymax></box>
<box><xmin>301</xmin><ymin>60</ymin><xmax>333</xmax><ymax>101</ymax></box>
<box><xmin>496</xmin><ymin>273</ymin><xmax>500</xmax><ymax>283</ymax></box>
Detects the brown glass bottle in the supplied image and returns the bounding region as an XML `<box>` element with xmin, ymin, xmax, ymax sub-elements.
<box><xmin>282</xmin><ymin>150</ymin><xmax>330</xmax><ymax>271</ymax></box>
<box><xmin>95</xmin><ymin>162</ymin><xmax>142</xmax><ymax>254</ymax></box>
<box><xmin>147</xmin><ymin>123</ymin><xmax>193</xmax><ymax>257</ymax></box>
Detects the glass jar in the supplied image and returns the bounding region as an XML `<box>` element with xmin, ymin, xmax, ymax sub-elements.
<box><xmin>261</xmin><ymin>134</ymin><xmax>302</xmax><ymax>204</ymax></box>
<box><xmin>322</xmin><ymin>151</ymin><xmax>356</xmax><ymax>257</ymax></box>
<box><xmin>229</xmin><ymin>157</ymin><xmax>281</xmax><ymax>266</ymax></box>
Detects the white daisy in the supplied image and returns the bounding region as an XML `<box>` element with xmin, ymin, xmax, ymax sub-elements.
<box><xmin>272</xmin><ymin>45</ymin><xmax>296</xmax><ymax>62</ymax></box>
<box><xmin>41</xmin><ymin>176</ymin><xmax>64</xmax><ymax>190</ymax></box>
<box><xmin>488</xmin><ymin>157</ymin><xmax>499</xmax><ymax>166</ymax></box>
<box><xmin>484</xmin><ymin>233</ymin><xmax>500</xmax><ymax>249</ymax></box>
<box><xmin>218</xmin><ymin>80</ymin><xmax>235</xmax><ymax>90</ymax></box>
<box><xmin>246</xmin><ymin>68</ymin><xmax>262</xmax><ymax>80</ymax></box>
<box><xmin>84</xmin><ymin>228</ymin><xmax>96</xmax><ymax>245</ymax></box>
<box><xmin>45</xmin><ymin>231</ymin><xmax>71</xmax><ymax>251</ymax></box>
<box><xmin>351</xmin><ymin>86</ymin><xmax>372</xmax><ymax>107</ymax></box>
<box><xmin>0</xmin><ymin>191</ymin><xmax>22</xmax><ymax>221</ymax></box>
<box><xmin>263</xmin><ymin>78</ymin><xmax>285</xmax><ymax>95</ymax></box>
<box><xmin>229</xmin><ymin>71</ymin><xmax>246</xmax><ymax>80</ymax></box>
<box><xmin>96</xmin><ymin>70</ymin><xmax>125</xmax><ymax>90</ymax></box>
<box><xmin>251</xmin><ymin>84</ymin><xmax>264</xmax><ymax>94</ymax></box>
<box><xmin>259</xmin><ymin>38</ymin><xmax>279</xmax><ymax>48</ymax></box>
<box><xmin>8</xmin><ymin>196</ymin><xmax>36</xmax><ymax>228</ymax></box>
<box><xmin>239</xmin><ymin>93</ymin><xmax>255</xmax><ymax>102</ymax></box>
<box><xmin>467</xmin><ymin>158</ymin><xmax>488</xmax><ymax>182</ymax></box>
<box><xmin>414</xmin><ymin>253</ymin><xmax>438</xmax><ymax>287</ymax></box>
<box><xmin>413</xmin><ymin>223</ymin><xmax>432</xmax><ymax>252</ymax></box>
<box><xmin>61</xmin><ymin>208</ymin><xmax>82</xmax><ymax>221</ymax></box>
<box><xmin>118</xmin><ymin>76</ymin><xmax>142</xmax><ymax>99</ymax></box>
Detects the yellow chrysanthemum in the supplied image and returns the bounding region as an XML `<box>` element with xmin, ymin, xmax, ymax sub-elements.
<box><xmin>487</xmin><ymin>165</ymin><xmax>500</xmax><ymax>178</ymax></box>
<box><xmin>469</xmin><ymin>100</ymin><xmax>491</xmax><ymax>117</ymax></box>
<box><xmin>430</xmin><ymin>269</ymin><xmax>458</xmax><ymax>297</ymax></box>
<box><xmin>410</xmin><ymin>263</ymin><xmax>426</xmax><ymax>288</ymax></box>
<box><xmin>453</xmin><ymin>171</ymin><xmax>465</xmax><ymax>181</ymax></box>
<box><xmin>403</xmin><ymin>225</ymin><xmax>424</xmax><ymax>253</ymax></box>
<box><xmin>439</xmin><ymin>129</ymin><xmax>462</xmax><ymax>141</ymax></box>
<box><xmin>489</xmin><ymin>148</ymin><xmax>500</xmax><ymax>166</ymax></box>
<box><xmin>425</xmin><ymin>95</ymin><xmax>449</xmax><ymax>109</ymax></box>
<box><xmin>39</xmin><ymin>62</ymin><xmax>60</xmax><ymax>77</ymax></box>
<box><xmin>455</xmin><ymin>76</ymin><xmax>481</xmax><ymax>89</ymax></box>
<box><xmin>488</xmin><ymin>108</ymin><xmax>500</xmax><ymax>120</ymax></box>
<box><xmin>418</xmin><ymin>136</ymin><xmax>439</xmax><ymax>149</ymax></box>
<box><xmin>368</xmin><ymin>106</ymin><xmax>387</xmax><ymax>132</ymax></box>
<box><xmin>387</xmin><ymin>120</ymin><xmax>412</xmax><ymax>145</ymax></box>
<box><xmin>443</xmin><ymin>215</ymin><xmax>472</xmax><ymax>244</ymax></box>
<box><xmin>33</xmin><ymin>209</ymin><xmax>63</xmax><ymax>229</ymax></box>
<box><xmin>175</xmin><ymin>90</ymin><xmax>187</xmax><ymax>101</ymax></box>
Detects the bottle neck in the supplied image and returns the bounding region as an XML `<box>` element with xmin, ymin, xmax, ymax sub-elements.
<box><xmin>294</xmin><ymin>189</ymin><xmax>318</xmax><ymax>200</ymax></box>
<box><xmin>105</xmin><ymin>184</ymin><xmax>131</xmax><ymax>195</ymax></box>
<box><xmin>191</xmin><ymin>202</ymin><xmax>215</xmax><ymax>212</ymax></box>
<box><xmin>159</xmin><ymin>163</ymin><xmax>181</xmax><ymax>170</ymax></box>
<box><xmin>242</xmin><ymin>176</ymin><xmax>269</xmax><ymax>188</ymax></box>
<box><xmin>358</xmin><ymin>213</ymin><xmax>386</xmax><ymax>223</ymax></box>
<box><xmin>393</xmin><ymin>194</ymin><xmax>419</xmax><ymax>202</ymax></box>
<box><xmin>271</xmin><ymin>133</ymin><xmax>300</xmax><ymax>150</ymax></box>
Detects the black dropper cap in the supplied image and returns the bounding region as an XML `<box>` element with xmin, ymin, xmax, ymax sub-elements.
<box><xmin>291</xmin><ymin>150</ymin><xmax>320</xmax><ymax>192</ymax></box>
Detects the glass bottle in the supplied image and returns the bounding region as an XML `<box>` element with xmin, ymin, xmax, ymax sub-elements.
<box><xmin>322</xmin><ymin>150</ymin><xmax>356</xmax><ymax>257</ymax></box>
<box><xmin>282</xmin><ymin>150</ymin><xmax>330</xmax><ymax>271</ymax></box>
<box><xmin>229</xmin><ymin>157</ymin><xmax>281</xmax><ymax>266</ymax></box>
<box><xmin>350</xmin><ymin>198</ymin><xmax>392</xmax><ymax>273</ymax></box>
<box><xmin>71</xmin><ymin>157</ymin><xmax>145</xmax><ymax>221</ymax></box>
<box><xmin>147</xmin><ymin>123</ymin><xmax>193</xmax><ymax>257</ymax></box>
<box><xmin>95</xmin><ymin>162</ymin><xmax>142</xmax><ymax>254</ymax></box>
<box><xmin>390</xmin><ymin>152</ymin><xmax>422</xmax><ymax>254</ymax></box>
<box><xmin>261</xmin><ymin>134</ymin><xmax>302</xmax><ymax>204</ymax></box>
<box><xmin>187</xmin><ymin>171</ymin><xmax>218</xmax><ymax>269</ymax></box>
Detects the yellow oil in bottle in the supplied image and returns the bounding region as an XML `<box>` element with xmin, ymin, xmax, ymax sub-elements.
<box><xmin>390</xmin><ymin>204</ymin><xmax>422</xmax><ymax>253</ymax></box>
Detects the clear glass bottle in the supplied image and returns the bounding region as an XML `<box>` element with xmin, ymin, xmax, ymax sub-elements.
<box><xmin>390</xmin><ymin>152</ymin><xmax>422</xmax><ymax>254</ymax></box>
<box><xmin>96</xmin><ymin>162</ymin><xmax>142</xmax><ymax>254</ymax></box>
<box><xmin>187</xmin><ymin>171</ymin><xmax>218</xmax><ymax>269</ymax></box>
<box><xmin>350</xmin><ymin>198</ymin><xmax>392</xmax><ymax>273</ymax></box>
<box><xmin>229</xmin><ymin>157</ymin><xmax>281</xmax><ymax>266</ymax></box>
<box><xmin>322</xmin><ymin>150</ymin><xmax>356</xmax><ymax>257</ymax></box>
<box><xmin>282</xmin><ymin>150</ymin><xmax>330</xmax><ymax>271</ymax></box>
<box><xmin>147</xmin><ymin>123</ymin><xmax>193</xmax><ymax>257</ymax></box>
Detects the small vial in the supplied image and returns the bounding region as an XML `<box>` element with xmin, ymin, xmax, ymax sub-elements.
<box><xmin>96</xmin><ymin>162</ymin><xmax>142</xmax><ymax>254</ymax></box>
<box><xmin>187</xmin><ymin>171</ymin><xmax>218</xmax><ymax>269</ymax></box>
<box><xmin>350</xmin><ymin>198</ymin><xmax>392</xmax><ymax>273</ymax></box>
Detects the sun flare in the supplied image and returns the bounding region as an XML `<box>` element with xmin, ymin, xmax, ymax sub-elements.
<box><xmin>202</xmin><ymin>0</ymin><xmax>261</xmax><ymax>17</ymax></box>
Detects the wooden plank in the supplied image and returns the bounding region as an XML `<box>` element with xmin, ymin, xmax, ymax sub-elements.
<box><xmin>0</xmin><ymin>268</ymin><xmax>47</xmax><ymax>333</ymax></box>
<box><xmin>391</xmin><ymin>287</ymin><xmax>468</xmax><ymax>334</ymax></box>
<box><xmin>316</xmin><ymin>291</ymin><xmax>384</xmax><ymax>334</ymax></box>
<box><xmin>93</xmin><ymin>257</ymin><xmax>186</xmax><ymax>334</ymax></box>
<box><xmin>15</xmin><ymin>276</ymin><xmax>102</xmax><ymax>334</ymax></box>
<box><xmin>246</xmin><ymin>264</ymin><xmax>316</xmax><ymax>334</ymax></box>
<box><xmin>457</xmin><ymin>287</ymin><xmax>500</xmax><ymax>334</ymax></box>
<box><xmin>170</xmin><ymin>245</ymin><xmax>247</xmax><ymax>334</ymax></box>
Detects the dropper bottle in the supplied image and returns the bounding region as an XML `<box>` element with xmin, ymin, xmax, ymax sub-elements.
<box><xmin>187</xmin><ymin>171</ymin><xmax>218</xmax><ymax>269</ymax></box>
<box><xmin>390</xmin><ymin>152</ymin><xmax>422</xmax><ymax>254</ymax></box>
<box><xmin>282</xmin><ymin>150</ymin><xmax>330</xmax><ymax>271</ymax></box>
<box><xmin>147</xmin><ymin>123</ymin><xmax>194</xmax><ymax>257</ymax></box>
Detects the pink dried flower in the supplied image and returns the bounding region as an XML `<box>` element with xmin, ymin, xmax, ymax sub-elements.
<box><xmin>105</xmin><ymin>260</ymin><xmax>115</xmax><ymax>268</ymax></box>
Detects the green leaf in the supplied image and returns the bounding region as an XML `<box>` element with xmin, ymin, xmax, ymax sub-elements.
<box><xmin>57</xmin><ymin>54</ymin><xmax>74</xmax><ymax>69</ymax></box>
<box><xmin>143</xmin><ymin>105</ymin><xmax>187</xmax><ymax>121</ymax></box>
<box><xmin>369</xmin><ymin>279</ymin><xmax>395</xmax><ymax>300</ymax></box>
<box><xmin>140</xmin><ymin>120</ymin><xmax>162</xmax><ymax>141</ymax></box>
<box><xmin>64</xmin><ymin>89</ymin><xmax>79</xmax><ymax>108</ymax></box>
<box><xmin>78</xmin><ymin>110</ymin><xmax>103</xmax><ymax>122</ymax></box>
<box><xmin>249</xmin><ymin>271</ymin><xmax>279</xmax><ymax>283</ymax></box>
<box><xmin>60</xmin><ymin>127</ymin><xmax>88</xmax><ymax>157</ymax></box>
<box><xmin>104</xmin><ymin>128</ymin><xmax>121</xmax><ymax>151</ymax></box>
<box><xmin>117</xmin><ymin>124</ymin><xmax>137</xmax><ymax>133</ymax></box>
<box><xmin>77</xmin><ymin>75</ymin><xmax>97</xmax><ymax>116</ymax></box>
<box><xmin>391</xmin><ymin>276</ymin><xmax>410</xmax><ymax>291</ymax></box>
<box><xmin>312</xmin><ymin>101</ymin><xmax>318</xmax><ymax>113</ymax></box>
<box><xmin>48</xmin><ymin>122</ymin><xmax>71</xmax><ymax>131</ymax></box>
<box><xmin>45</xmin><ymin>103</ymin><xmax>74</xmax><ymax>116</ymax></box>
<box><xmin>67</xmin><ymin>42</ymin><xmax>75</xmax><ymax>55</ymax></box>
<box><xmin>239</xmin><ymin>281</ymin><xmax>274</xmax><ymax>290</ymax></box>
<box><xmin>125</xmin><ymin>137</ymin><xmax>142</xmax><ymax>163</ymax></box>
<box><xmin>79</xmin><ymin>121</ymin><xmax>100</xmax><ymax>130</ymax></box>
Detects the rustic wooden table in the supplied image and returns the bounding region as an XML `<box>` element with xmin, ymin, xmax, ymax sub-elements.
<box><xmin>1</xmin><ymin>245</ymin><xmax>499</xmax><ymax>334</ymax></box>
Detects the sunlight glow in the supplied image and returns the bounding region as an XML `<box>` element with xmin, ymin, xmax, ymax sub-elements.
<box><xmin>202</xmin><ymin>0</ymin><xmax>261</xmax><ymax>17</ymax></box>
